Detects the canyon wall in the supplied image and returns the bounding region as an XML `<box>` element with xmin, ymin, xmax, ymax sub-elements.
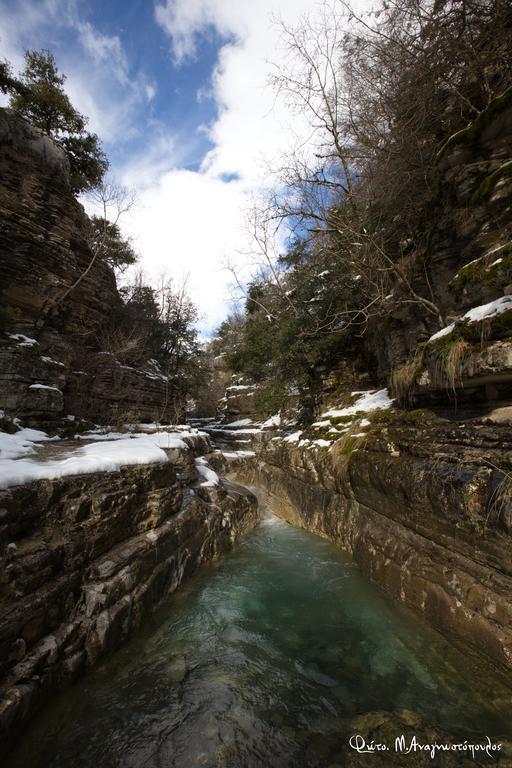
<box><xmin>226</xmin><ymin>412</ymin><xmax>511</xmax><ymax>677</ymax></box>
<box><xmin>0</xmin><ymin>433</ymin><xmax>258</xmax><ymax>756</ymax></box>
<box><xmin>0</xmin><ymin>108</ymin><xmax>173</xmax><ymax>426</ymax></box>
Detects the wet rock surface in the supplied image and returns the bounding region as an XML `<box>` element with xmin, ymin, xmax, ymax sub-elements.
<box><xmin>0</xmin><ymin>432</ymin><xmax>258</xmax><ymax>756</ymax></box>
<box><xmin>226</xmin><ymin>411</ymin><xmax>512</xmax><ymax>675</ymax></box>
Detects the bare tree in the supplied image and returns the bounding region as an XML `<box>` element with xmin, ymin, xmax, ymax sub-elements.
<box><xmin>258</xmin><ymin>0</ymin><xmax>512</xmax><ymax>333</ymax></box>
<box><xmin>37</xmin><ymin>180</ymin><xmax>136</xmax><ymax>330</ymax></box>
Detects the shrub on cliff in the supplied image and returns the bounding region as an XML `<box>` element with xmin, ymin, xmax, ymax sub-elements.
<box><xmin>222</xmin><ymin>0</ymin><xmax>512</xmax><ymax>417</ymax></box>
<box><xmin>88</xmin><ymin>217</ymin><xmax>138</xmax><ymax>273</ymax></box>
<box><xmin>6</xmin><ymin>50</ymin><xmax>108</xmax><ymax>193</ymax></box>
<box><xmin>110</xmin><ymin>275</ymin><xmax>207</xmax><ymax>415</ymax></box>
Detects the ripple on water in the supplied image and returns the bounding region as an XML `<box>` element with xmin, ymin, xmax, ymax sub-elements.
<box><xmin>5</xmin><ymin>514</ymin><xmax>512</xmax><ymax>768</ymax></box>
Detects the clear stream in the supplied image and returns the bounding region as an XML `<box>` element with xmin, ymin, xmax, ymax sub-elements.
<box><xmin>6</xmin><ymin>510</ymin><xmax>512</xmax><ymax>768</ymax></box>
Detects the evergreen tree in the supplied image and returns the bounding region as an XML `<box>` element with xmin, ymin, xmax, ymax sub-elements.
<box><xmin>8</xmin><ymin>50</ymin><xmax>108</xmax><ymax>193</ymax></box>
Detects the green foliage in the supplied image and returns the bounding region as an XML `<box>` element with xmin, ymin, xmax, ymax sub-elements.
<box><xmin>0</xmin><ymin>59</ymin><xmax>23</xmax><ymax>95</ymax></box>
<box><xmin>113</xmin><ymin>278</ymin><xmax>207</xmax><ymax>414</ymax></box>
<box><xmin>216</xmin><ymin>240</ymin><xmax>359</xmax><ymax>419</ymax></box>
<box><xmin>60</xmin><ymin>134</ymin><xmax>108</xmax><ymax>194</ymax></box>
<box><xmin>10</xmin><ymin>50</ymin><xmax>85</xmax><ymax>134</ymax></box>
<box><xmin>7</xmin><ymin>50</ymin><xmax>108</xmax><ymax>193</ymax></box>
<box><xmin>89</xmin><ymin>216</ymin><xmax>138</xmax><ymax>272</ymax></box>
<box><xmin>254</xmin><ymin>380</ymin><xmax>290</xmax><ymax>416</ymax></box>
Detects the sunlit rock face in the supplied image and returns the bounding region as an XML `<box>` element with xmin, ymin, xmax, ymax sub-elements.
<box><xmin>0</xmin><ymin>108</ymin><xmax>173</xmax><ymax>425</ymax></box>
<box><xmin>224</xmin><ymin>414</ymin><xmax>512</xmax><ymax>675</ymax></box>
<box><xmin>0</xmin><ymin>431</ymin><xmax>258</xmax><ymax>756</ymax></box>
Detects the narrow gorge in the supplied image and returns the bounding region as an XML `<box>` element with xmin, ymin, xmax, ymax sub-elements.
<box><xmin>1</xmin><ymin>4</ymin><xmax>512</xmax><ymax>765</ymax></box>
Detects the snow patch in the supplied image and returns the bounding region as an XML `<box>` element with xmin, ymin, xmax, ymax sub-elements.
<box><xmin>78</xmin><ymin>431</ymin><xmax>189</xmax><ymax>449</ymax></box>
<box><xmin>222</xmin><ymin>450</ymin><xmax>256</xmax><ymax>459</ymax></box>
<box><xmin>261</xmin><ymin>413</ymin><xmax>281</xmax><ymax>428</ymax></box>
<box><xmin>7</xmin><ymin>333</ymin><xmax>38</xmax><ymax>347</ymax></box>
<box><xmin>225</xmin><ymin>418</ymin><xmax>253</xmax><ymax>428</ymax></box>
<box><xmin>0</xmin><ymin>437</ymin><xmax>169</xmax><ymax>490</ymax></box>
<box><xmin>284</xmin><ymin>431</ymin><xmax>302</xmax><ymax>443</ymax></box>
<box><xmin>40</xmin><ymin>356</ymin><xmax>65</xmax><ymax>367</ymax></box>
<box><xmin>195</xmin><ymin>458</ymin><xmax>219</xmax><ymax>487</ymax></box>
<box><xmin>322</xmin><ymin>389</ymin><xmax>393</xmax><ymax>419</ymax></box>
<box><xmin>428</xmin><ymin>296</ymin><xmax>512</xmax><ymax>343</ymax></box>
<box><xmin>0</xmin><ymin>428</ymin><xmax>58</xmax><ymax>460</ymax></box>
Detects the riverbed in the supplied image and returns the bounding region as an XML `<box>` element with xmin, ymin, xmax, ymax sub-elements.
<box><xmin>6</xmin><ymin>511</ymin><xmax>511</xmax><ymax>767</ymax></box>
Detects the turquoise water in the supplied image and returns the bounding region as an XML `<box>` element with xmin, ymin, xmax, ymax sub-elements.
<box><xmin>7</xmin><ymin>514</ymin><xmax>512</xmax><ymax>767</ymax></box>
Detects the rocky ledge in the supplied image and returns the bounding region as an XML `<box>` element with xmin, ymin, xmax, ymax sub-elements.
<box><xmin>0</xmin><ymin>427</ymin><xmax>258</xmax><ymax>756</ymax></box>
<box><xmin>222</xmin><ymin>404</ymin><xmax>512</xmax><ymax>677</ymax></box>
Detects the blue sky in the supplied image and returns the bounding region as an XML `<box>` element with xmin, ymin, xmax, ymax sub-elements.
<box><xmin>0</xmin><ymin>0</ymin><xmax>360</xmax><ymax>334</ymax></box>
<box><xmin>79</xmin><ymin>0</ymin><xmax>228</xmax><ymax>172</ymax></box>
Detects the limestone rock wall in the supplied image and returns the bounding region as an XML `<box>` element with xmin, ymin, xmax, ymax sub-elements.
<box><xmin>0</xmin><ymin>108</ymin><xmax>173</xmax><ymax>425</ymax></box>
<box><xmin>0</xmin><ymin>436</ymin><xmax>258</xmax><ymax>756</ymax></box>
<box><xmin>229</xmin><ymin>416</ymin><xmax>512</xmax><ymax>675</ymax></box>
<box><xmin>368</xmin><ymin>89</ymin><xmax>512</xmax><ymax>381</ymax></box>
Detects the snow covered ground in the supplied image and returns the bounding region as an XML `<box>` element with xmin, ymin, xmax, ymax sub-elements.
<box><xmin>319</xmin><ymin>389</ymin><xmax>394</xmax><ymax>419</ymax></box>
<box><xmin>0</xmin><ymin>423</ymin><xmax>212</xmax><ymax>490</ymax></box>
<box><xmin>0</xmin><ymin>436</ymin><xmax>170</xmax><ymax>490</ymax></box>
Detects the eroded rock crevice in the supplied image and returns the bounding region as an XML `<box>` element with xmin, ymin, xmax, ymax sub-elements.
<box><xmin>215</xmin><ymin>415</ymin><xmax>512</xmax><ymax>677</ymax></box>
<box><xmin>0</xmin><ymin>431</ymin><xmax>258</xmax><ymax>756</ymax></box>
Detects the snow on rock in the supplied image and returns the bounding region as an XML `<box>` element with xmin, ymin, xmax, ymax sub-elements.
<box><xmin>0</xmin><ymin>428</ymin><xmax>57</xmax><ymax>460</ymax></box>
<box><xmin>225</xmin><ymin>418</ymin><xmax>253</xmax><ymax>428</ymax></box>
<box><xmin>195</xmin><ymin>458</ymin><xmax>219</xmax><ymax>487</ymax></box>
<box><xmin>28</xmin><ymin>384</ymin><xmax>62</xmax><ymax>392</ymax></box>
<box><xmin>222</xmin><ymin>450</ymin><xmax>256</xmax><ymax>459</ymax></box>
<box><xmin>0</xmin><ymin>437</ymin><xmax>169</xmax><ymax>490</ymax></box>
<box><xmin>40</xmin><ymin>355</ymin><xmax>65</xmax><ymax>367</ymax></box>
<box><xmin>322</xmin><ymin>389</ymin><xmax>394</xmax><ymax>419</ymax></box>
<box><xmin>313</xmin><ymin>439</ymin><xmax>331</xmax><ymax>448</ymax></box>
<box><xmin>78</xmin><ymin>431</ymin><xmax>189</xmax><ymax>449</ymax></box>
<box><xmin>284</xmin><ymin>431</ymin><xmax>302</xmax><ymax>443</ymax></box>
<box><xmin>429</xmin><ymin>324</ymin><xmax>455</xmax><ymax>342</ymax></box>
<box><xmin>463</xmin><ymin>296</ymin><xmax>512</xmax><ymax>323</ymax></box>
<box><xmin>7</xmin><ymin>333</ymin><xmax>38</xmax><ymax>347</ymax></box>
<box><xmin>312</xmin><ymin>419</ymin><xmax>331</xmax><ymax>428</ymax></box>
<box><xmin>261</xmin><ymin>413</ymin><xmax>281</xmax><ymax>428</ymax></box>
<box><xmin>428</xmin><ymin>296</ymin><xmax>512</xmax><ymax>343</ymax></box>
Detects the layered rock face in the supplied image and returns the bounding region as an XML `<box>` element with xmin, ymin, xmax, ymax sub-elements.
<box><xmin>369</xmin><ymin>88</ymin><xmax>512</xmax><ymax>393</ymax></box>
<box><xmin>0</xmin><ymin>433</ymin><xmax>258</xmax><ymax>755</ymax></box>
<box><xmin>0</xmin><ymin>109</ymin><xmax>172</xmax><ymax>425</ymax></box>
<box><xmin>226</xmin><ymin>412</ymin><xmax>512</xmax><ymax>675</ymax></box>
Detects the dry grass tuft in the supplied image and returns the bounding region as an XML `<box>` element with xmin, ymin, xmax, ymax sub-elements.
<box><xmin>390</xmin><ymin>353</ymin><xmax>423</xmax><ymax>405</ymax></box>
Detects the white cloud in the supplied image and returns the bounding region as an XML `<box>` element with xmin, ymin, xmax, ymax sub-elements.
<box><xmin>1</xmin><ymin>0</ymin><xmax>373</xmax><ymax>333</ymax></box>
<box><xmin>120</xmin><ymin>169</ymin><xmax>251</xmax><ymax>334</ymax></box>
<box><xmin>0</xmin><ymin>0</ymin><xmax>148</xmax><ymax>142</ymax></box>
<box><xmin>145</xmin><ymin>83</ymin><xmax>157</xmax><ymax>101</ymax></box>
<box><xmin>76</xmin><ymin>21</ymin><xmax>129</xmax><ymax>85</ymax></box>
<box><xmin>123</xmin><ymin>0</ymin><xmax>333</xmax><ymax>333</ymax></box>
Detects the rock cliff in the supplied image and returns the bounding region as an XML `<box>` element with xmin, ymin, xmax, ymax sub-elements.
<box><xmin>0</xmin><ymin>428</ymin><xmax>258</xmax><ymax>756</ymax></box>
<box><xmin>370</xmin><ymin>88</ymin><xmax>512</xmax><ymax>398</ymax></box>
<box><xmin>208</xmin><ymin>89</ymin><xmax>512</xmax><ymax>680</ymax></box>
<box><xmin>0</xmin><ymin>108</ymin><xmax>173</xmax><ymax>425</ymax></box>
